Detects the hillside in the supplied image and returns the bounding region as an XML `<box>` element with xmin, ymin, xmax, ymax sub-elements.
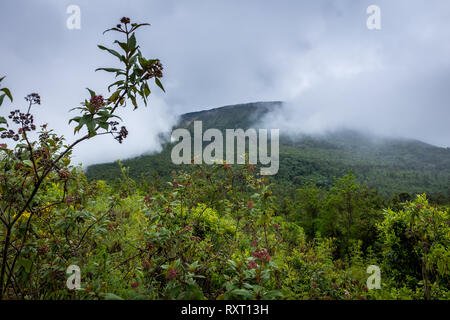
<box><xmin>86</xmin><ymin>102</ymin><xmax>450</xmax><ymax>198</ymax></box>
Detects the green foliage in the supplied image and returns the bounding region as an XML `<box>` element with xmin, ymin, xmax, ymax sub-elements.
<box><xmin>86</xmin><ymin>103</ymin><xmax>450</xmax><ymax>203</ymax></box>
<box><xmin>1</xmin><ymin>158</ymin><xmax>449</xmax><ymax>299</ymax></box>
<box><xmin>378</xmin><ymin>194</ymin><xmax>450</xmax><ymax>299</ymax></box>
<box><xmin>0</xmin><ymin>17</ymin><xmax>164</xmax><ymax>299</ymax></box>
<box><xmin>1</xmin><ymin>17</ymin><xmax>449</xmax><ymax>301</ymax></box>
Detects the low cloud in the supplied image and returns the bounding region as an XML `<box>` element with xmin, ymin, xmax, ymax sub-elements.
<box><xmin>1</xmin><ymin>0</ymin><xmax>449</xmax><ymax>169</ymax></box>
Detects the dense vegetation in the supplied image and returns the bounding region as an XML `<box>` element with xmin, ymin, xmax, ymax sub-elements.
<box><xmin>0</xmin><ymin>18</ymin><xmax>449</xmax><ymax>300</ymax></box>
<box><xmin>1</xmin><ymin>160</ymin><xmax>449</xmax><ymax>299</ymax></box>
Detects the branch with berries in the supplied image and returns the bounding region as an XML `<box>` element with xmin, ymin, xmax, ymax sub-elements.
<box><xmin>0</xmin><ymin>17</ymin><xmax>165</xmax><ymax>299</ymax></box>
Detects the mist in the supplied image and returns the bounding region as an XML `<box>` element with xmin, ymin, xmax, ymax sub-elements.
<box><xmin>260</xmin><ymin>65</ymin><xmax>450</xmax><ymax>147</ymax></box>
<box><xmin>1</xmin><ymin>0</ymin><xmax>449</xmax><ymax>169</ymax></box>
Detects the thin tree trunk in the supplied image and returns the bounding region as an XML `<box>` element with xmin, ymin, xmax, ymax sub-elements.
<box><xmin>0</xmin><ymin>226</ymin><xmax>11</xmax><ymax>300</ymax></box>
<box><xmin>422</xmin><ymin>262</ymin><xmax>431</xmax><ymax>300</ymax></box>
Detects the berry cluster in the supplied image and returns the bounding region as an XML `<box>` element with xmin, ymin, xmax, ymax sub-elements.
<box><xmin>1</xmin><ymin>104</ymin><xmax>37</xmax><ymax>140</ymax></box>
<box><xmin>167</xmin><ymin>268</ymin><xmax>178</xmax><ymax>280</ymax></box>
<box><xmin>252</xmin><ymin>249</ymin><xmax>271</xmax><ymax>262</ymax></box>
<box><xmin>144</xmin><ymin>61</ymin><xmax>164</xmax><ymax>80</ymax></box>
<box><xmin>108</xmin><ymin>121</ymin><xmax>129</xmax><ymax>144</ymax></box>
<box><xmin>25</xmin><ymin>93</ymin><xmax>41</xmax><ymax>105</ymax></box>
<box><xmin>120</xmin><ymin>17</ymin><xmax>130</xmax><ymax>24</ymax></box>
<box><xmin>89</xmin><ymin>95</ymin><xmax>104</xmax><ymax>113</ymax></box>
<box><xmin>115</xmin><ymin>126</ymin><xmax>128</xmax><ymax>144</ymax></box>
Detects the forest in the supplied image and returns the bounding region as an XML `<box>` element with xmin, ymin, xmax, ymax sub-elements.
<box><xmin>0</xmin><ymin>17</ymin><xmax>449</xmax><ymax>301</ymax></box>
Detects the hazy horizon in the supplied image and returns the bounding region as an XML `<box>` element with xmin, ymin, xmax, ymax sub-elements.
<box><xmin>1</xmin><ymin>0</ymin><xmax>450</xmax><ymax>166</ymax></box>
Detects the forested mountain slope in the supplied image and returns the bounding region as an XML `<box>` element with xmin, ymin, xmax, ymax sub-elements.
<box><xmin>86</xmin><ymin>102</ymin><xmax>450</xmax><ymax>198</ymax></box>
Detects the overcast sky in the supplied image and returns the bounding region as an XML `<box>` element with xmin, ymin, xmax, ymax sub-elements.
<box><xmin>1</xmin><ymin>0</ymin><xmax>449</xmax><ymax>166</ymax></box>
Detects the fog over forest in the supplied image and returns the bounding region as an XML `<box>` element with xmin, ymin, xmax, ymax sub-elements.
<box><xmin>1</xmin><ymin>0</ymin><xmax>449</xmax><ymax>166</ymax></box>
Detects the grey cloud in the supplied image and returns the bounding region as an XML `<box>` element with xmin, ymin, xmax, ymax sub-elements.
<box><xmin>0</xmin><ymin>0</ymin><xmax>448</xmax><ymax>168</ymax></box>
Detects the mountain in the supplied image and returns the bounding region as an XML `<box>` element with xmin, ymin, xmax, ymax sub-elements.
<box><xmin>86</xmin><ymin>101</ymin><xmax>450</xmax><ymax>199</ymax></box>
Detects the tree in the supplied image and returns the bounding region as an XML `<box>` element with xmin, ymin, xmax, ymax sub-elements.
<box><xmin>378</xmin><ymin>194</ymin><xmax>450</xmax><ymax>299</ymax></box>
<box><xmin>295</xmin><ymin>182</ymin><xmax>323</xmax><ymax>239</ymax></box>
<box><xmin>0</xmin><ymin>17</ymin><xmax>165</xmax><ymax>299</ymax></box>
<box><xmin>321</xmin><ymin>173</ymin><xmax>382</xmax><ymax>258</ymax></box>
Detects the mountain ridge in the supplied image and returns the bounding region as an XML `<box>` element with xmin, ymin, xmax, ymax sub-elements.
<box><xmin>86</xmin><ymin>101</ymin><xmax>450</xmax><ymax>199</ymax></box>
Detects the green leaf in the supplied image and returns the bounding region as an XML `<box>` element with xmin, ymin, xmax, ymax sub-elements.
<box><xmin>143</xmin><ymin>83</ymin><xmax>151</xmax><ymax>97</ymax></box>
<box><xmin>0</xmin><ymin>88</ymin><xmax>12</xmax><ymax>102</ymax></box>
<box><xmin>129</xmin><ymin>33</ymin><xmax>137</xmax><ymax>51</ymax></box>
<box><xmin>74</xmin><ymin>114</ymin><xmax>90</xmax><ymax>134</ymax></box>
<box><xmin>69</xmin><ymin>116</ymin><xmax>81</xmax><ymax>124</ymax></box>
<box><xmin>18</xmin><ymin>259</ymin><xmax>33</xmax><ymax>273</ymax></box>
<box><xmin>95</xmin><ymin>68</ymin><xmax>123</xmax><ymax>74</ymax></box>
<box><xmin>103</xmin><ymin>293</ymin><xmax>124</xmax><ymax>300</ymax></box>
<box><xmin>87</xmin><ymin>120</ymin><xmax>96</xmax><ymax>137</ymax></box>
<box><xmin>129</xmin><ymin>54</ymin><xmax>138</xmax><ymax>67</ymax></box>
<box><xmin>103</xmin><ymin>27</ymin><xmax>122</xmax><ymax>35</ymax></box>
<box><xmin>263</xmin><ymin>290</ymin><xmax>283</xmax><ymax>299</ymax></box>
<box><xmin>97</xmin><ymin>45</ymin><xmax>123</xmax><ymax>61</ymax></box>
<box><xmin>0</xmin><ymin>94</ymin><xmax>5</xmax><ymax>106</ymax></box>
<box><xmin>86</xmin><ymin>88</ymin><xmax>96</xmax><ymax>98</ymax></box>
<box><xmin>130</xmin><ymin>94</ymin><xmax>138</xmax><ymax>110</ymax></box>
<box><xmin>108</xmin><ymin>80</ymin><xmax>125</xmax><ymax>92</ymax></box>
<box><xmin>155</xmin><ymin>78</ymin><xmax>165</xmax><ymax>92</ymax></box>
<box><xmin>114</xmin><ymin>40</ymin><xmax>129</xmax><ymax>52</ymax></box>
<box><xmin>139</xmin><ymin>57</ymin><xmax>148</xmax><ymax>68</ymax></box>
<box><xmin>98</xmin><ymin>121</ymin><xmax>109</xmax><ymax>130</ymax></box>
<box><xmin>231</xmin><ymin>288</ymin><xmax>254</xmax><ymax>299</ymax></box>
<box><xmin>131</xmin><ymin>23</ymin><xmax>150</xmax><ymax>31</ymax></box>
<box><xmin>109</xmin><ymin>90</ymin><xmax>121</xmax><ymax>103</ymax></box>
<box><xmin>23</xmin><ymin>160</ymin><xmax>34</xmax><ymax>167</ymax></box>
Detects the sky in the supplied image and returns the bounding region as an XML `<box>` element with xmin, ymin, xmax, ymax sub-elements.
<box><xmin>0</xmin><ymin>0</ymin><xmax>449</xmax><ymax>166</ymax></box>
